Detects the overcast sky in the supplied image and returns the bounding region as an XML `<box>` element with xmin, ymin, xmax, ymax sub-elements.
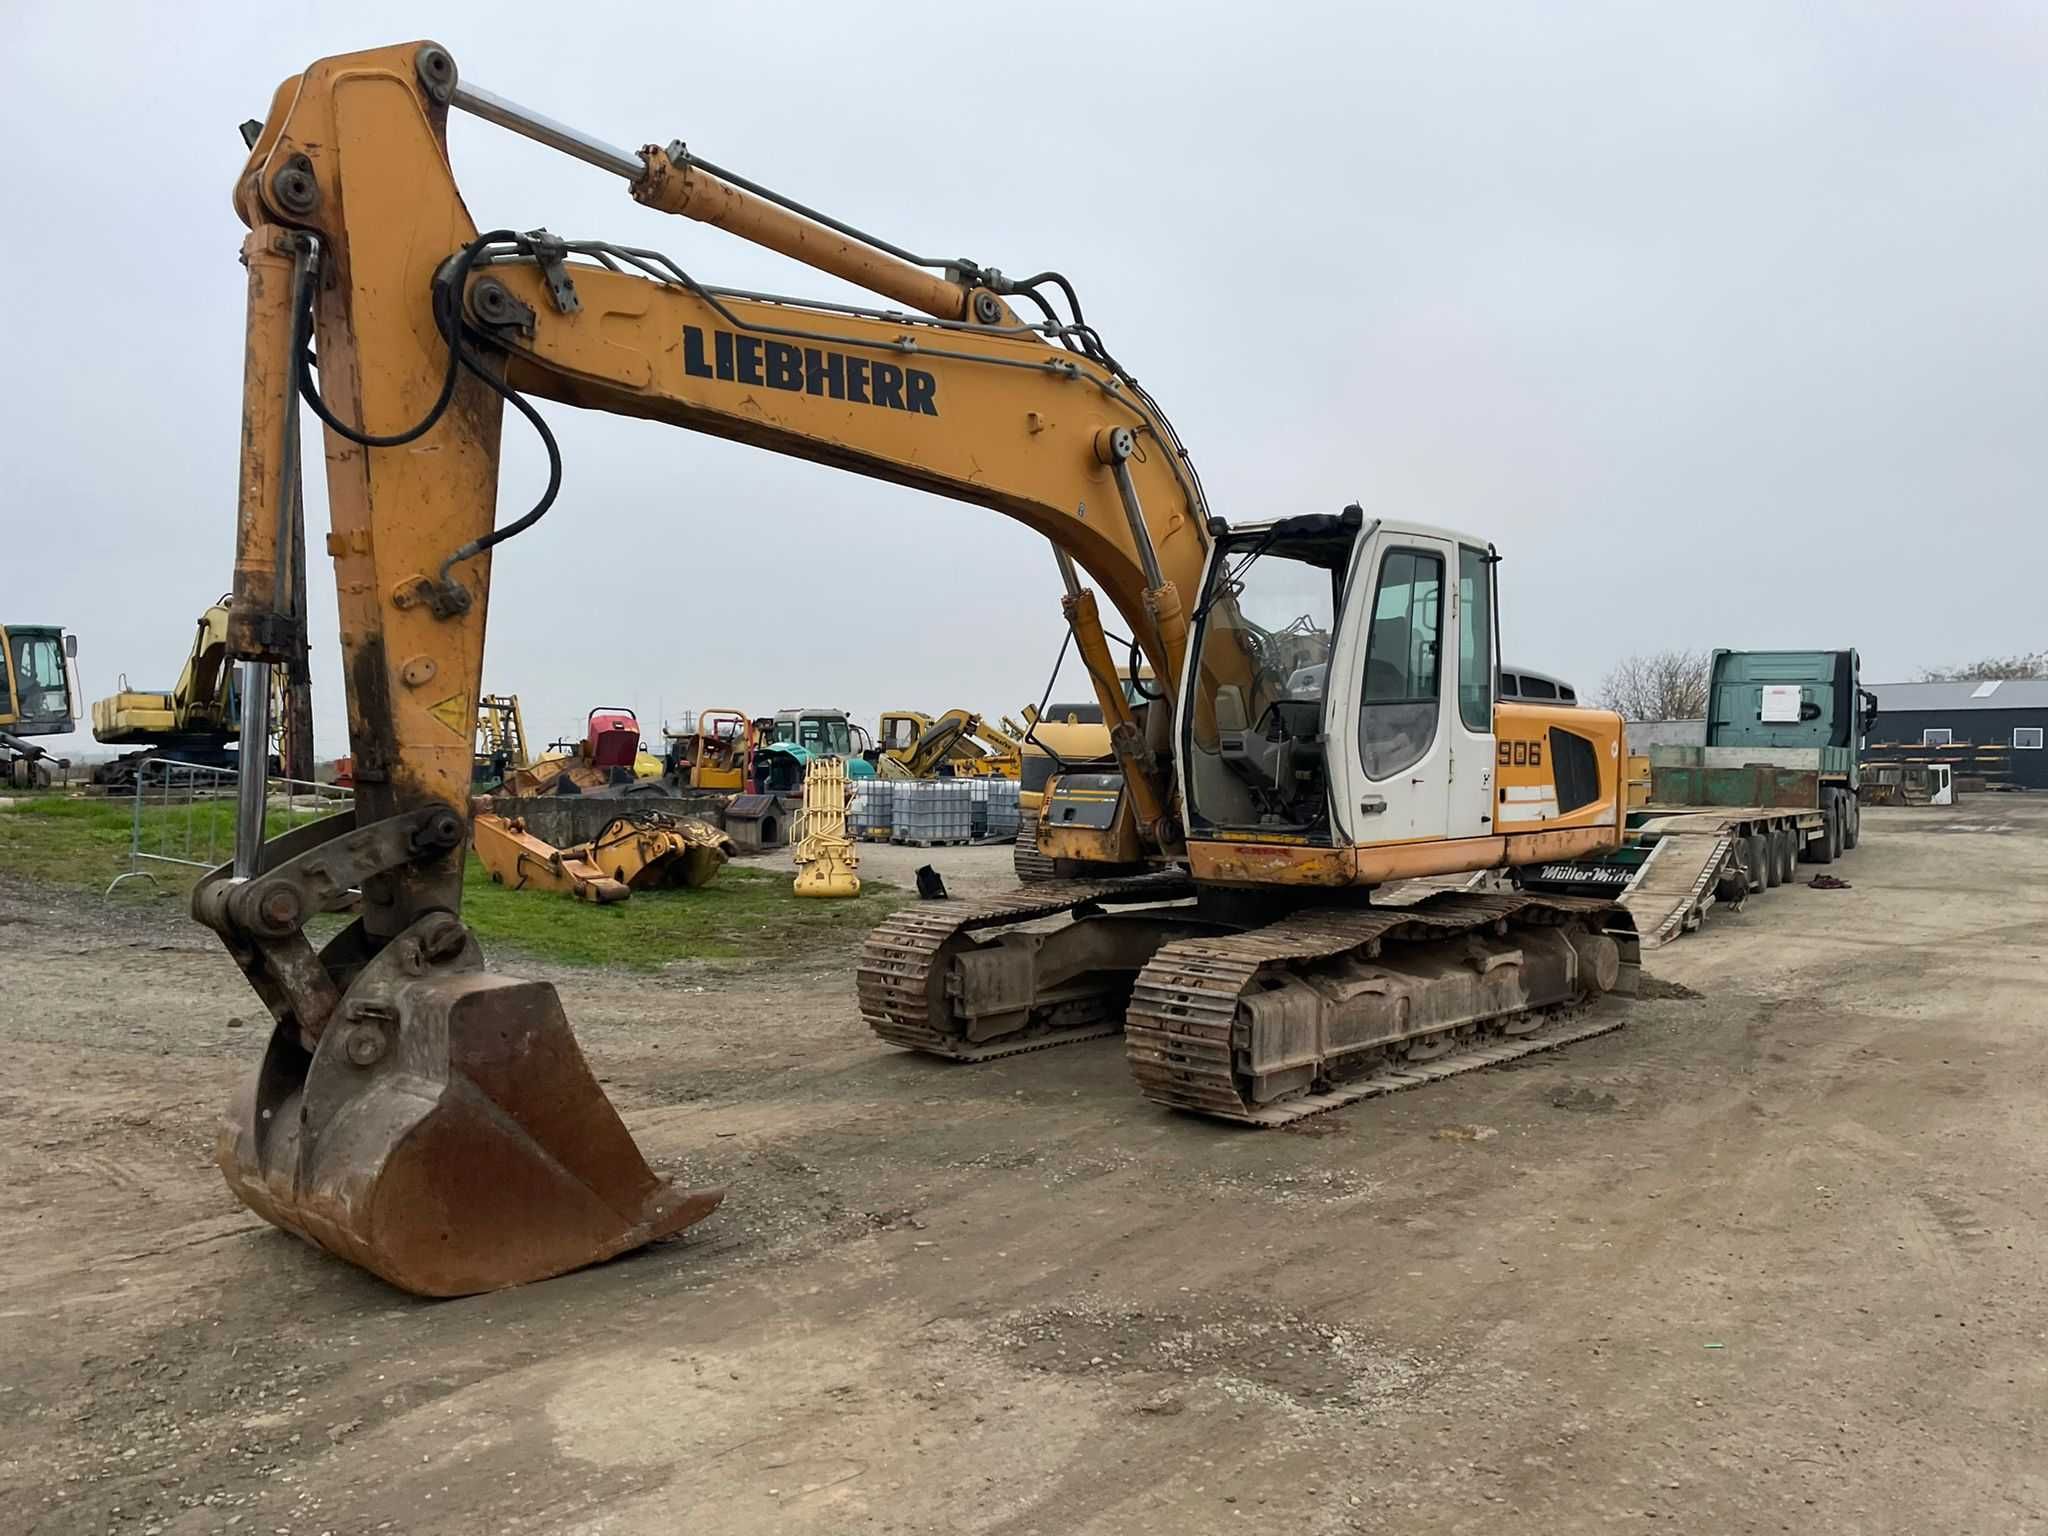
<box><xmin>5</xmin><ymin>1</ymin><xmax>2042</xmax><ymax>761</ymax></box>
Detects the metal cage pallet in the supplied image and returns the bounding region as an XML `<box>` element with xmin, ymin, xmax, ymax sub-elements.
<box><xmin>892</xmin><ymin>780</ymin><xmax>975</xmax><ymax>846</ymax></box>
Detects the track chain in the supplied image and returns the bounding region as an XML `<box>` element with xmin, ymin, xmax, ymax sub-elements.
<box><xmin>1125</xmin><ymin>891</ymin><xmax>1637</xmax><ymax>1125</ymax></box>
<box><xmin>857</xmin><ymin>871</ymin><xmax>1195</xmax><ymax>1059</ymax></box>
<box><xmin>1011</xmin><ymin>818</ymin><xmax>1057</xmax><ymax>883</ymax></box>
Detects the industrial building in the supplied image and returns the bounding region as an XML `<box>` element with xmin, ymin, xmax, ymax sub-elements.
<box><xmin>1865</xmin><ymin>679</ymin><xmax>2048</xmax><ymax>791</ymax></box>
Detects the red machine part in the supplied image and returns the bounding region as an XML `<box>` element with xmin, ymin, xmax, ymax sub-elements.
<box><xmin>585</xmin><ymin>708</ymin><xmax>641</xmax><ymax>771</ymax></box>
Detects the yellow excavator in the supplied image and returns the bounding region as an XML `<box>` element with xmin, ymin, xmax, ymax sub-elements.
<box><xmin>878</xmin><ymin>709</ymin><xmax>1023</xmax><ymax>780</ymax></box>
<box><xmin>1011</xmin><ymin>664</ymin><xmax>1158</xmax><ymax>879</ymax></box>
<box><xmin>206</xmin><ymin>42</ymin><xmax>1636</xmax><ymax>1296</ymax></box>
<box><xmin>0</xmin><ymin>624</ymin><xmax>79</xmax><ymax>788</ymax></box>
<box><xmin>967</xmin><ymin>715</ymin><xmax>1024</xmax><ymax>780</ymax></box>
<box><xmin>91</xmin><ymin>600</ymin><xmax>284</xmax><ymax>789</ymax></box>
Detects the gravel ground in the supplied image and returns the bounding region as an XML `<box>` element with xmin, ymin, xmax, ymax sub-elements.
<box><xmin>2</xmin><ymin>803</ymin><xmax>2044</xmax><ymax>1534</ymax></box>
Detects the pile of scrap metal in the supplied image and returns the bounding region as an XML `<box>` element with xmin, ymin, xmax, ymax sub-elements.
<box><xmin>503</xmin><ymin>707</ymin><xmax>665</xmax><ymax>797</ymax></box>
<box><xmin>473</xmin><ymin>808</ymin><xmax>736</xmax><ymax>903</ymax></box>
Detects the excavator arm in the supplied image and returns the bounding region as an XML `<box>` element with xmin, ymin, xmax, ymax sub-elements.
<box><xmin>209</xmin><ymin>41</ymin><xmax>1215</xmax><ymax>1296</ymax></box>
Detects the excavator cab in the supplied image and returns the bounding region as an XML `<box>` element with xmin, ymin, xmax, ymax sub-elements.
<box><xmin>1181</xmin><ymin>509</ymin><xmax>1357</xmax><ymax>845</ymax></box>
<box><xmin>0</xmin><ymin>625</ymin><xmax>78</xmax><ymax>787</ymax></box>
<box><xmin>2</xmin><ymin>626</ymin><xmax>78</xmax><ymax>733</ymax></box>
<box><xmin>1181</xmin><ymin>507</ymin><xmax>1621</xmax><ymax>875</ymax></box>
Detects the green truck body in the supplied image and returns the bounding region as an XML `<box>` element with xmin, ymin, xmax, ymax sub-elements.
<box><xmin>1646</xmin><ymin>649</ymin><xmax>1872</xmax><ymax>810</ymax></box>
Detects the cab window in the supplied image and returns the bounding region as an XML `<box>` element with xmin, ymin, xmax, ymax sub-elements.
<box><xmin>1358</xmin><ymin>549</ymin><xmax>1443</xmax><ymax>780</ymax></box>
<box><xmin>9</xmin><ymin>634</ymin><xmax>67</xmax><ymax>720</ymax></box>
<box><xmin>802</xmin><ymin>718</ymin><xmax>852</xmax><ymax>756</ymax></box>
<box><xmin>1457</xmin><ymin>546</ymin><xmax>1492</xmax><ymax>734</ymax></box>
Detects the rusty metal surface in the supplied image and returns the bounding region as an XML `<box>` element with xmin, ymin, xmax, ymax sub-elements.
<box><xmin>1186</xmin><ymin>837</ymin><xmax>1357</xmax><ymax>886</ymax></box>
<box><xmin>1124</xmin><ymin>892</ymin><xmax>1639</xmax><ymax>1125</ymax></box>
<box><xmin>219</xmin><ymin>914</ymin><xmax>722</xmax><ymax>1296</ymax></box>
<box><xmin>1650</xmin><ymin>763</ymin><xmax>1823</xmax><ymax>810</ymax></box>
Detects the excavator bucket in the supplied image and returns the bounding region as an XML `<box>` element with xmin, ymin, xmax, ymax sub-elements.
<box><xmin>221</xmin><ymin>963</ymin><xmax>723</xmax><ymax>1296</ymax></box>
<box><xmin>587</xmin><ymin>813</ymin><xmax>736</xmax><ymax>891</ymax></box>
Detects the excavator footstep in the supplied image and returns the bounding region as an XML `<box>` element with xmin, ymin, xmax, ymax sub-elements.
<box><xmin>220</xmin><ymin>968</ymin><xmax>722</xmax><ymax>1296</ymax></box>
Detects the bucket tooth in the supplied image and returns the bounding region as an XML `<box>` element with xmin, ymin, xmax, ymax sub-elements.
<box><xmin>221</xmin><ymin>968</ymin><xmax>721</xmax><ymax>1296</ymax></box>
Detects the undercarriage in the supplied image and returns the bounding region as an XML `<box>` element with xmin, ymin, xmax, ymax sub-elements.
<box><xmin>856</xmin><ymin>878</ymin><xmax>1638</xmax><ymax>1122</ymax></box>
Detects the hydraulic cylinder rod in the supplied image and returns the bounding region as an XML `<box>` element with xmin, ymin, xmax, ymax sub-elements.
<box><xmin>443</xmin><ymin>71</ymin><xmax>976</xmax><ymax>323</ymax></box>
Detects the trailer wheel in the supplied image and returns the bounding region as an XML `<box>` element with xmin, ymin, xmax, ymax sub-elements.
<box><xmin>1742</xmin><ymin>833</ymin><xmax>1768</xmax><ymax>894</ymax></box>
<box><xmin>1775</xmin><ymin>827</ymin><xmax>1798</xmax><ymax>885</ymax></box>
<box><xmin>1759</xmin><ymin>829</ymin><xmax>1784</xmax><ymax>888</ymax></box>
<box><xmin>1808</xmin><ymin>795</ymin><xmax>1838</xmax><ymax>865</ymax></box>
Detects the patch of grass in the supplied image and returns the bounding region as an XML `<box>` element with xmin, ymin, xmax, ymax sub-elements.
<box><xmin>1</xmin><ymin>790</ymin><xmax>902</xmax><ymax>970</ymax></box>
<box><xmin>0</xmin><ymin>793</ymin><xmax>141</xmax><ymax>886</ymax></box>
<box><xmin>463</xmin><ymin>860</ymin><xmax>903</xmax><ymax>969</ymax></box>
<box><xmin>1</xmin><ymin>791</ymin><xmax>339</xmax><ymax>893</ymax></box>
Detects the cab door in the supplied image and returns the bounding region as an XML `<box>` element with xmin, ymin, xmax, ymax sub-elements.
<box><xmin>1445</xmin><ymin>544</ymin><xmax>1498</xmax><ymax>840</ymax></box>
<box><xmin>1325</xmin><ymin>529</ymin><xmax>1458</xmax><ymax>844</ymax></box>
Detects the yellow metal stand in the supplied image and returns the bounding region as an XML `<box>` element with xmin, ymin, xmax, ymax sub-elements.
<box><xmin>793</xmin><ymin>757</ymin><xmax>861</xmax><ymax>898</ymax></box>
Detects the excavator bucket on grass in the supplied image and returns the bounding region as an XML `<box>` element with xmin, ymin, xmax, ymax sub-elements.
<box><xmin>218</xmin><ymin>932</ymin><xmax>722</xmax><ymax>1297</ymax></box>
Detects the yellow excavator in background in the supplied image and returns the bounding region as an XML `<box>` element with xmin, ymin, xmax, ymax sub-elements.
<box><xmin>1013</xmin><ymin>696</ymin><xmax>1116</xmax><ymax>880</ymax></box>
<box><xmin>208</xmin><ymin>42</ymin><xmax>1635</xmax><ymax>1296</ymax></box>
<box><xmin>967</xmin><ymin>715</ymin><xmax>1024</xmax><ymax>780</ymax></box>
<box><xmin>1011</xmin><ymin>666</ymin><xmax>1157</xmax><ymax>879</ymax></box>
<box><xmin>91</xmin><ymin>600</ymin><xmax>285</xmax><ymax>789</ymax></box>
<box><xmin>0</xmin><ymin>624</ymin><xmax>79</xmax><ymax>788</ymax></box>
<box><xmin>878</xmin><ymin>709</ymin><xmax>1024</xmax><ymax>780</ymax></box>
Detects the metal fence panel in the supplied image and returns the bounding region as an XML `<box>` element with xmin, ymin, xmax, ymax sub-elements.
<box><xmin>106</xmin><ymin>757</ymin><xmax>353</xmax><ymax>895</ymax></box>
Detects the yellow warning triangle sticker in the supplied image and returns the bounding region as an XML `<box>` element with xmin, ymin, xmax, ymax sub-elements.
<box><xmin>427</xmin><ymin>693</ymin><xmax>470</xmax><ymax>737</ymax></box>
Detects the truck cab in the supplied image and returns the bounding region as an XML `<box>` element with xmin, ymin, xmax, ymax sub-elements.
<box><xmin>1706</xmin><ymin>649</ymin><xmax>1876</xmax><ymax>767</ymax></box>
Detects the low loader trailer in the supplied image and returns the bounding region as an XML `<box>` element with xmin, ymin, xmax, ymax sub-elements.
<box><xmin>1527</xmin><ymin>649</ymin><xmax>1869</xmax><ymax>945</ymax></box>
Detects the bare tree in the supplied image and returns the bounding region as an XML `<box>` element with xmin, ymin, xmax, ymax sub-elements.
<box><xmin>1916</xmin><ymin>652</ymin><xmax>2048</xmax><ymax>682</ymax></box>
<box><xmin>1596</xmin><ymin>649</ymin><xmax>1711</xmax><ymax>721</ymax></box>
